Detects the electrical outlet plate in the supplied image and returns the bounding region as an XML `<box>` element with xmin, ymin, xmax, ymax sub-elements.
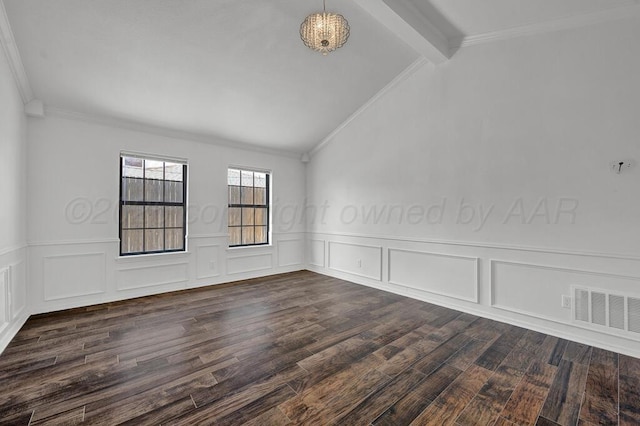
<box><xmin>561</xmin><ymin>295</ymin><xmax>572</xmax><ymax>309</ymax></box>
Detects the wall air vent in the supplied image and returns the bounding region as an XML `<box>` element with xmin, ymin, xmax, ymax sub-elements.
<box><xmin>628</xmin><ymin>297</ymin><xmax>640</xmax><ymax>334</ymax></box>
<box><xmin>573</xmin><ymin>287</ymin><xmax>640</xmax><ymax>337</ymax></box>
<box><xmin>574</xmin><ymin>288</ymin><xmax>589</xmax><ymax>322</ymax></box>
<box><xmin>591</xmin><ymin>292</ymin><xmax>606</xmax><ymax>326</ymax></box>
<box><xmin>609</xmin><ymin>294</ymin><xmax>625</xmax><ymax>330</ymax></box>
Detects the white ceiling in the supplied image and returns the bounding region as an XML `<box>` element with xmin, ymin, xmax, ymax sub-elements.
<box><xmin>3</xmin><ymin>0</ymin><xmax>639</xmax><ymax>154</ymax></box>
<box><xmin>3</xmin><ymin>0</ymin><xmax>417</xmax><ymax>153</ymax></box>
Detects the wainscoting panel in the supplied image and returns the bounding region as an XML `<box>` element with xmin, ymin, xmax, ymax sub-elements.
<box><xmin>9</xmin><ymin>261</ymin><xmax>26</xmax><ymax>319</ymax></box>
<box><xmin>117</xmin><ymin>262</ymin><xmax>189</xmax><ymax>291</ymax></box>
<box><xmin>277</xmin><ymin>239</ymin><xmax>304</xmax><ymax>267</ymax></box>
<box><xmin>309</xmin><ymin>239</ymin><xmax>325</xmax><ymax>267</ymax></box>
<box><xmin>388</xmin><ymin>249</ymin><xmax>479</xmax><ymax>303</ymax></box>
<box><xmin>307</xmin><ymin>231</ymin><xmax>640</xmax><ymax>357</ymax></box>
<box><xmin>0</xmin><ymin>247</ymin><xmax>29</xmax><ymax>354</ymax></box>
<box><xmin>196</xmin><ymin>244</ymin><xmax>221</xmax><ymax>280</ymax></box>
<box><xmin>491</xmin><ymin>260</ymin><xmax>640</xmax><ymax>323</ymax></box>
<box><xmin>0</xmin><ymin>268</ymin><xmax>9</xmax><ymax>334</ymax></box>
<box><xmin>43</xmin><ymin>253</ymin><xmax>106</xmax><ymax>301</ymax></box>
<box><xmin>27</xmin><ymin>236</ymin><xmax>304</xmax><ymax>316</ymax></box>
<box><xmin>227</xmin><ymin>253</ymin><xmax>273</xmax><ymax>275</ymax></box>
<box><xmin>328</xmin><ymin>241</ymin><xmax>382</xmax><ymax>281</ymax></box>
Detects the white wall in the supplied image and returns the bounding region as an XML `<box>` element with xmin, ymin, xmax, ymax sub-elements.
<box><xmin>5</xmin><ymin>10</ymin><xmax>640</xmax><ymax>359</ymax></box>
<box><xmin>0</xmin><ymin>42</ymin><xmax>28</xmax><ymax>351</ymax></box>
<box><xmin>26</xmin><ymin>115</ymin><xmax>306</xmax><ymax>314</ymax></box>
<box><xmin>307</xmin><ymin>17</ymin><xmax>640</xmax><ymax>356</ymax></box>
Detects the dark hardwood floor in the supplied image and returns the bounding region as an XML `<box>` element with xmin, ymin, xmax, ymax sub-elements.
<box><xmin>1</xmin><ymin>270</ymin><xmax>639</xmax><ymax>425</ymax></box>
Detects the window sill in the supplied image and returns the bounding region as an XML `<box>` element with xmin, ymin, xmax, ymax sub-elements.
<box><xmin>116</xmin><ymin>250</ymin><xmax>191</xmax><ymax>263</ymax></box>
<box><xmin>226</xmin><ymin>244</ymin><xmax>273</xmax><ymax>252</ymax></box>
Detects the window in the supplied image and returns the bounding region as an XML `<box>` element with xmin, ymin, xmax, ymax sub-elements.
<box><xmin>228</xmin><ymin>168</ymin><xmax>269</xmax><ymax>247</ymax></box>
<box><xmin>119</xmin><ymin>155</ymin><xmax>187</xmax><ymax>256</ymax></box>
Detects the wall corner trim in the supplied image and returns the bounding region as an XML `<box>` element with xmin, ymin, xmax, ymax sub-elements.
<box><xmin>0</xmin><ymin>0</ymin><xmax>34</xmax><ymax>104</ymax></box>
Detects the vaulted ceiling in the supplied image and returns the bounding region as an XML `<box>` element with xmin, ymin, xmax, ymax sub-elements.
<box><xmin>3</xmin><ymin>0</ymin><xmax>639</xmax><ymax>154</ymax></box>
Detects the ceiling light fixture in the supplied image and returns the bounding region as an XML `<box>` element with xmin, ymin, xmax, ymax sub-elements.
<box><xmin>300</xmin><ymin>0</ymin><xmax>350</xmax><ymax>56</ymax></box>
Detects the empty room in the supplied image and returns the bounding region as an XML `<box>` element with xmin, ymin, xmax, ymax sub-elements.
<box><xmin>0</xmin><ymin>0</ymin><xmax>639</xmax><ymax>424</ymax></box>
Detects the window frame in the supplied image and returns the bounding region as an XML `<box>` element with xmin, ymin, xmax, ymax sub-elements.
<box><xmin>119</xmin><ymin>155</ymin><xmax>188</xmax><ymax>256</ymax></box>
<box><xmin>227</xmin><ymin>167</ymin><xmax>270</xmax><ymax>248</ymax></box>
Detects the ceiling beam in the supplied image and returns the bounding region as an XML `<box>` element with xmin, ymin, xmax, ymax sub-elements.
<box><xmin>353</xmin><ymin>0</ymin><xmax>450</xmax><ymax>64</ymax></box>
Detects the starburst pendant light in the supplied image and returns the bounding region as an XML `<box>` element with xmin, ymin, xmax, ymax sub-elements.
<box><xmin>300</xmin><ymin>0</ymin><xmax>350</xmax><ymax>56</ymax></box>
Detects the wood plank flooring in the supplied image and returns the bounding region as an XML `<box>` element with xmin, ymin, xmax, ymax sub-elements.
<box><xmin>1</xmin><ymin>270</ymin><xmax>639</xmax><ymax>425</ymax></box>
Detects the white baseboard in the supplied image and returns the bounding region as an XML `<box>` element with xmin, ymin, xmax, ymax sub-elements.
<box><xmin>0</xmin><ymin>307</ymin><xmax>30</xmax><ymax>355</ymax></box>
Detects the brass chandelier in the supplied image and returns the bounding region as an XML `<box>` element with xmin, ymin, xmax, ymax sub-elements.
<box><xmin>300</xmin><ymin>0</ymin><xmax>350</xmax><ymax>56</ymax></box>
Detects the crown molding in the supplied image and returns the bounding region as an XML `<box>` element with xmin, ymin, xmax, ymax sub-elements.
<box><xmin>454</xmin><ymin>3</ymin><xmax>640</xmax><ymax>49</ymax></box>
<box><xmin>45</xmin><ymin>106</ymin><xmax>302</xmax><ymax>160</ymax></box>
<box><xmin>25</xmin><ymin>98</ymin><xmax>44</xmax><ymax>117</ymax></box>
<box><xmin>310</xmin><ymin>57</ymin><xmax>428</xmax><ymax>158</ymax></box>
<box><xmin>0</xmin><ymin>0</ymin><xmax>33</xmax><ymax>104</ymax></box>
